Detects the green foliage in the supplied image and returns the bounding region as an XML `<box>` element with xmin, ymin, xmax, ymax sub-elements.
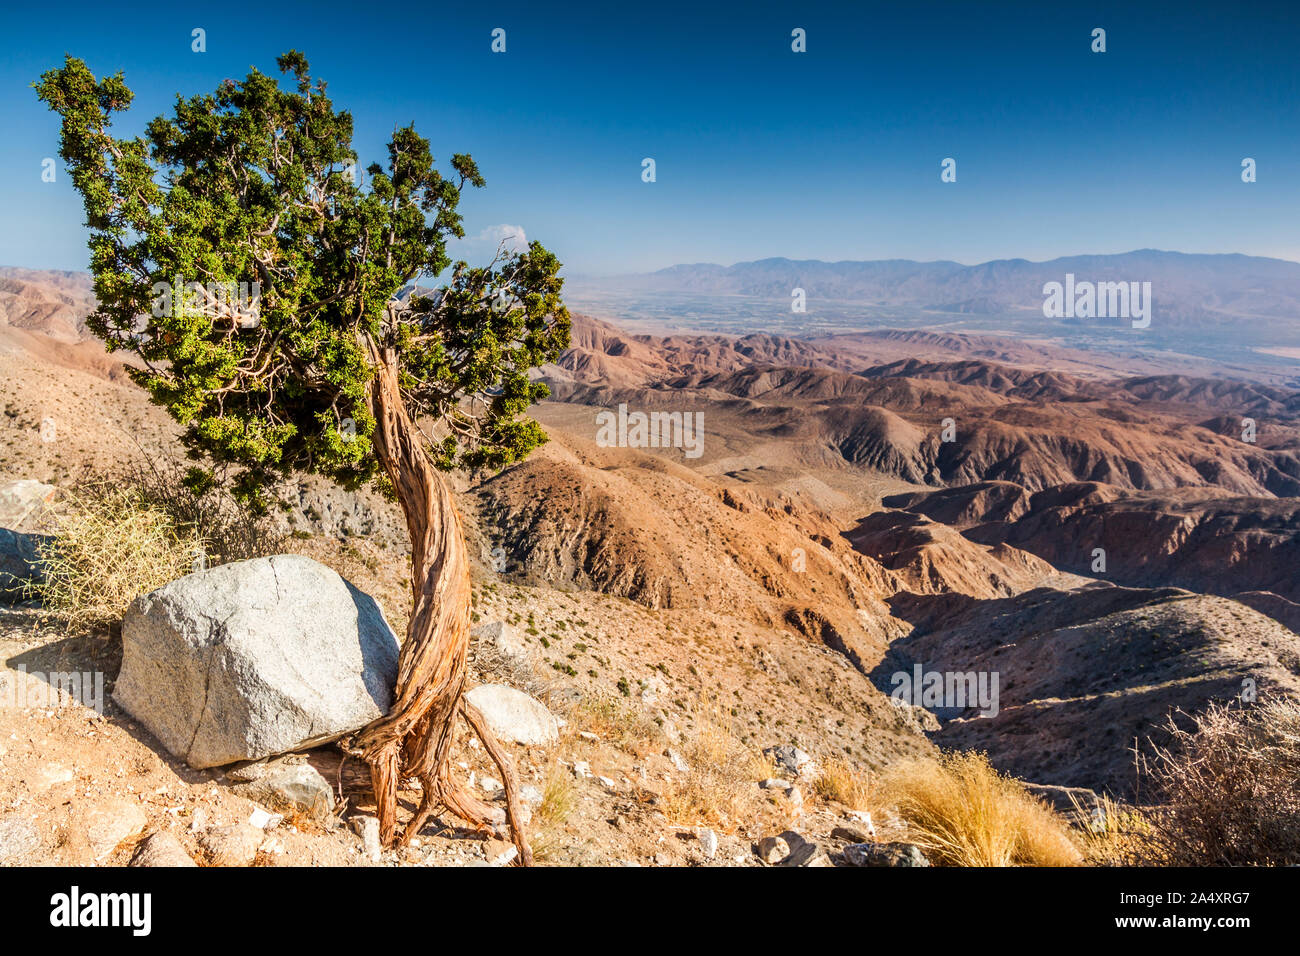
<box><xmin>35</xmin><ymin>52</ymin><xmax>569</xmax><ymax>505</ymax></box>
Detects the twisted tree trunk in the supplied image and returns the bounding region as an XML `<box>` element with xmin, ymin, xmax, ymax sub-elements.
<box><xmin>350</xmin><ymin>341</ymin><xmax>532</xmax><ymax>865</ymax></box>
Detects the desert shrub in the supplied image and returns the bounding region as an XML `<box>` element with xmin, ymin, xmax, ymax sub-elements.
<box><xmin>881</xmin><ymin>751</ymin><xmax>1081</xmax><ymax>866</ymax></box>
<box><xmin>34</xmin><ymin>484</ymin><xmax>200</xmax><ymax>633</ymax></box>
<box><xmin>813</xmin><ymin>756</ymin><xmax>875</xmax><ymax>811</ymax></box>
<box><xmin>121</xmin><ymin>452</ymin><xmax>286</xmax><ymax>565</ymax></box>
<box><xmin>1134</xmin><ymin>698</ymin><xmax>1300</xmax><ymax>866</ymax></box>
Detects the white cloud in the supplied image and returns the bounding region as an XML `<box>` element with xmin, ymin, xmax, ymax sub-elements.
<box><xmin>464</xmin><ymin>223</ymin><xmax>529</xmax><ymax>257</ymax></box>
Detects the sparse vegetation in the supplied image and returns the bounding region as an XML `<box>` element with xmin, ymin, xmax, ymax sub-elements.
<box><xmin>1132</xmin><ymin>698</ymin><xmax>1300</xmax><ymax>866</ymax></box>
<box><xmin>660</xmin><ymin>701</ymin><xmax>769</xmax><ymax>831</ymax></box>
<box><xmin>571</xmin><ymin>693</ymin><xmax>663</xmax><ymax>758</ymax></box>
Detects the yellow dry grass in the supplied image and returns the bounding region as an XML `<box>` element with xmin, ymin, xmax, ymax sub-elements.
<box><xmin>813</xmin><ymin>757</ymin><xmax>875</xmax><ymax>811</ymax></box>
<box><xmin>34</xmin><ymin>485</ymin><xmax>200</xmax><ymax>632</ymax></box>
<box><xmin>881</xmin><ymin>751</ymin><xmax>1081</xmax><ymax>866</ymax></box>
<box><xmin>659</xmin><ymin>700</ymin><xmax>769</xmax><ymax>832</ymax></box>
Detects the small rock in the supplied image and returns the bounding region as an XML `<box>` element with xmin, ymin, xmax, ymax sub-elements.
<box><xmin>831</xmin><ymin>824</ymin><xmax>875</xmax><ymax>844</ymax></box>
<box><xmin>697</xmin><ymin>828</ymin><xmax>718</xmax><ymax>860</ymax></box>
<box><xmin>25</xmin><ymin>764</ymin><xmax>74</xmax><ymax>793</ymax></box>
<box><xmin>465</xmin><ymin>684</ymin><xmax>560</xmax><ymax>746</ymax></box>
<box><xmin>230</xmin><ymin>758</ymin><xmax>335</xmax><ymax>821</ymax></box>
<box><xmin>0</xmin><ymin>814</ymin><xmax>39</xmax><ymax>863</ymax></box>
<box><xmin>471</xmin><ymin>621</ymin><xmax>533</xmax><ymax>669</ymax></box>
<box><xmin>247</xmin><ymin>807</ymin><xmax>282</xmax><ymax>830</ymax></box>
<box><xmin>483</xmin><ymin>838</ymin><xmax>515</xmax><ymax>866</ymax></box>
<box><xmin>479</xmin><ymin>775</ymin><xmax>502</xmax><ymax>794</ymax></box>
<box><xmin>843</xmin><ymin>842</ymin><xmax>930</xmax><ymax>867</ymax></box>
<box><xmin>0</xmin><ymin>479</ymin><xmax>56</xmax><ymax>531</ymax></box>
<box><xmin>578</xmin><ymin>731</ymin><xmax>600</xmax><ymax>742</ymax></box>
<box><xmin>764</xmin><ymin>745</ymin><xmax>814</xmax><ymax>777</ymax></box>
<box><xmin>757</xmin><ymin>835</ymin><xmax>791</xmax><ymax>864</ymax></box>
<box><xmin>521</xmin><ymin>784</ymin><xmax>544</xmax><ymax>805</ymax></box>
<box><xmin>351</xmin><ymin>816</ymin><xmax>382</xmax><ymax>863</ymax></box>
<box><xmin>759</xmin><ymin>778</ymin><xmax>792</xmax><ymax>791</ymax></box>
<box><xmin>130</xmin><ymin>831</ymin><xmax>197</xmax><ymax>867</ymax></box>
<box><xmin>776</xmin><ymin>831</ymin><xmax>830</xmax><ymax>867</ymax></box>
<box><xmin>572</xmin><ymin>760</ymin><xmax>592</xmax><ymax>778</ymax></box>
<box><xmin>596</xmin><ymin>776</ymin><xmax>617</xmax><ymax>790</ymax></box>
<box><xmin>197</xmin><ymin>823</ymin><xmax>264</xmax><ymax>866</ymax></box>
<box><xmin>82</xmin><ymin>800</ymin><xmax>148</xmax><ymax>861</ymax></box>
<box><xmin>665</xmin><ymin>748</ymin><xmax>690</xmax><ymax>773</ymax></box>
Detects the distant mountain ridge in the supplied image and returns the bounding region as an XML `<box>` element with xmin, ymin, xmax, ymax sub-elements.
<box><xmin>577</xmin><ymin>250</ymin><xmax>1300</xmax><ymax>325</ymax></box>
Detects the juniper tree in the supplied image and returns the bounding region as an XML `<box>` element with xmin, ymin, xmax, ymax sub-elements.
<box><xmin>36</xmin><ymin>52</ymin><xmax>570</xmax><ymax>861</ymax></box>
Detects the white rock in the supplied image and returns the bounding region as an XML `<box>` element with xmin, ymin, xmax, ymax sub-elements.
<box><xmin>82</xmin><ymin>800</ymin><xmax>148</xmax><ymax>861</ymax></box>
<box><xmin>697</xmin><ymin>828</ymin><xmax>718</xmax><ymax>860</ymax></box>
<box><xmin>247</xmin><ymin>807</ymin><xmax>282</xmax><ymax>830</ymax></box>
<box><xmin>26</xmin><ymin>764</ymin><xmax>74</xmax><ymax>793</ymax></box>
<box><xmin>0</xmin><ymin>814</ymin><xmax>39</xmax><ymax>863</ymax></box>
<box><xmin>352</xmin><ymin>816</ymin><xmax>382</xmax><ymax>862</ymax></box>
<box><xmin>464</xmin><ymin>684</ymin><xmax>560</xmax><ymax>746</ymax></box>
<box><xmin>846</xmin><ymin>809</ymin><xmax>876</xmax><ymax>837</ymax></box>
<box><xmin>115</xmin><ymin>555</ymin><xmax>400</xmax><ymax>769</ymax></box>
<box><xmin>471</xmin><ymin>621</ymin><xmax>532</xmax><ymax>667</ymax></box>
<box><xmin>764</xmin><ymin>745</ymin><xmax>815</xmax><ymax>777</ymax></box>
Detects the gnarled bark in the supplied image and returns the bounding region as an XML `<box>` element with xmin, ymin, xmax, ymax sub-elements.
<box><xmin>349</xmin><ymin>339</ymin><xmax>531</xmax><ymax>864</ymax></box>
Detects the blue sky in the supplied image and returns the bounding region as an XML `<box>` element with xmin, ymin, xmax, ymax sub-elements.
<box><xmin>2</xmin><ymin>0</ymin><xmax>1297</xmax><ymax>276</ymax></box>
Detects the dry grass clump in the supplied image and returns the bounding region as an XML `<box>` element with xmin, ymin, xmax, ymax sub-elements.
<box><xmin>1134</xmin><ymin>697</ymin><xmax>1300</xmax><ymax>866</ymax></box>
<box><xmin>1070</xmin><ymin>792</ymin><xmax>1153</xmax><ymax>866</ymax></box>
<box><xmin>33</xmin><ymin>484</ymin><xmax>201</xmax><ymax>633</ymax></box>
<box><xmin>660</xmin><ymin>701</ymin><xmax>768</xmax><ymax>831</ymax></box>
<box><xmin>570</xmin><ymin>693</ymin><xmax>664</xmax><ymax>758</ymax></box>
<box><xmin>880</xmin><ymin>751</ymin><xmax>1081</xmax><ymax>867</ymax></box>
<box><xmin>813</xmin><ymin>757</ymin><xmax>875</xmax><ymax>811</ymax></box>
<box><xmin>530</xmin><ymin>761</ymin><xmax>578</xmax><ymax>863</ymax></box>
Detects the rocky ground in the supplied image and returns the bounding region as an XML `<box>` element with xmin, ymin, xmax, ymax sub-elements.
<box><xmin>2</xmin><ymin>271</ymin><xmax>1297</xmax><ymax>867</ymax></box>
<box><xmin>0</xmin><ymin>571</ymin><xmax>931</xmax><ymax>867</ymax></box>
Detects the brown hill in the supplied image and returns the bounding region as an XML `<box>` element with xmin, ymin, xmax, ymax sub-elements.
<box><xmin>879</xmin><ymin>584</ymin><xmax>1300</xmax><ymax>795</ymax></box>
<box><xmin>0</xmin><ymin>268</ymin><xmax>96</xmax><ymax>343</ymax></box>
